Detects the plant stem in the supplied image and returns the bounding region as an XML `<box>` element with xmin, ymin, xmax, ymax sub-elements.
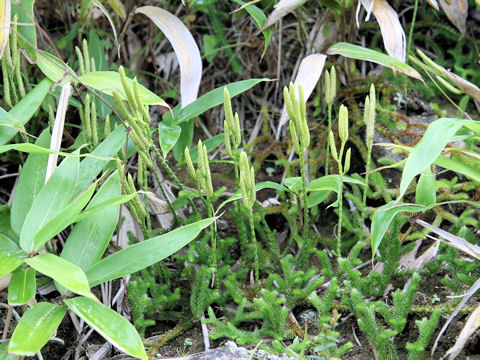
<box><xmin>325</xmin><ymin>103</ymin><xmax>332</xmax><ymax>175</ymax></box>
<box><xmin>336</xmin><ymin>142</ymin><xmax>345</xmax><ymax>256</ymax></box>
<box><xmin>248</xmin><ymin>208</ymin><xmax>259</xmax><ymax>283</ymax></box>
<box><xmin>2</xmin><ymin>305</ymin><xmax>13</xmax><ymax>340</ymax></box>
<box><xmin>152</xmin><ymin>147</ymin><xmax>199</xmax><ymax>216</ymax></box>
<box><xmin>300</xmin><ymin>152</ymin><xmax>310</xmax><ymax>257</ymax></box>
<box><xmin>361</xmin><ymin>144</ymin><xmax>373</xmax><ymax>225</ymax></box>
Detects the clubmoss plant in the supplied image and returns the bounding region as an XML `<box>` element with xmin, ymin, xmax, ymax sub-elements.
<box><xmin>1</xmin><ymin>16</ymin><xmax>26</xmax><ymax>108</ymax></box>
<box><xmin>329</xmin><ymin>104</ymin><xmax>352</xmax><ymax>256</ymax></box>
<box><xmin>324</xmin><ymin>66</ymin><xmax>336</xmax><ymax>176</ymax></box>
<box><xmin>185</xmin><ymin>141</ymin><xmax>218</xmax><ymax>271</ymax></box>
<box><xmin>223</xmin><ymin>87</ymin><xmax>242</xmax><ymax>187</ymax></box>
<box><xmin>362</xmin><ymin>84</ymin><xmax>376</xmax><ymax>223</ymax></box>
<box><xmin>239</xmin><ymin>150</ymin><xmax>259</xmax><ymax>283</ymax></box>
<box><xmin>284</xmin><ymin>83</ymin><xmax>311</xmax><ymax>266</ymax></box>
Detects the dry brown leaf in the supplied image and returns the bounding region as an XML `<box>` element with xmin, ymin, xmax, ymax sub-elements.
<box><xmin>146</xmin><ymin>192</ymin><xmax>174</xmax><ymax>230</ymax></box>
<box><xmin>0</xmin><ymin>273</ymin><xmax>11</xmax><ymax>291</ymax></box>
<box><xmin>372</xmin><ymin>0</ymin><xmax>406</xmax><ymax>62</ymax></box>
<box><xmin>115</xmin><ymin>205</ymin><xmax>144</xmax><ymax>248</ymax></box>
<box><xmin>45</xmin><ymin>83</ymin><xmax>71</xmax><ymax>183</ymax></box>
<box><xmin>444</xmin><ymin>303</ymin><xmax>480</xmax><ymax>359</ymax></box>
<box><xmin>262</xmin><ymin>0</ymin><xmax>308</xmax><ymax>30</ymax></box>
<box><xmin>136</xmin><ymin>6</ymin><xmax>202</xmax><ymax>107</ymax></box>
<box><xmin>442</xmin><ymin>70</ymin><xmax>480</xmax><ymax>103</ymax></box>
<box><xmin>439</xmin><ymin>0</ymin><xmax>468</xmax><ymax>34</ymax></box>
<box><xmin>0</xmin><ymin>0</ymin><xmax>10</xmax><ymax>59</ymax></box>
<box><xmin>431</xmin><ymin>278</ymin><xmax>480</xmax><ymax>356</ymax></box>
<box><xmin>277</xmin><ymin>54</ymin><xmax>326</xmax><ymax>135</ymax></box>
<box><xmin>417</xmin><ymin>220</ymin><xmax>480</xmax><ymax>260</ymax></box>
<box><xmin>427</xmin><ymin>0</ymin><xmax>440</xmax><ymax>11</ymax></box>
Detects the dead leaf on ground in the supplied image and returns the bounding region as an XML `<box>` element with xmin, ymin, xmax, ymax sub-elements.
<box><xmin>261</xmin><ymin>0</ymin><xmax>308</xmax><ymax>30</ymax></box>
<box><xmin>443</xmin><ymin>303</ymin><xmax>480</xmax><ymax>359</ymax></box>
<box><xmin>439</xmin><ymin>0</ymin><xmax>468</xmax><ymax>35</ymax></box>
<box><xmin>427</xmin><ymin>0</ymin><xmax>440</xmax><ymax>11</ymax></box>
<box><xmin>136</xmin><ymin>6</ymin><xmax>202</xmax><ymax>107</ymax></box>
<box><xmin>417</xmin><ymin>219</ymin><xmax>480</xmax><ymax>260</ymax></box>
<box><xmin>372</xmin><ymin>0</ymin><xmax>406</xmax><ymax>62</ymax></box>
<box><xmin>276</xmin><ymin>54</ymin><xmax>326</xmax><ymax>137</ymax></box>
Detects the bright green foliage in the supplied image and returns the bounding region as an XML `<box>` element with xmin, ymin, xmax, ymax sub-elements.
<box><xmin>406</xmin><ymin>310</ymin><xmax>441</xmax><ymax>360</ymax></box>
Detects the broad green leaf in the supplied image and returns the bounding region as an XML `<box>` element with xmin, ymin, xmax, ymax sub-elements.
<box><xmin>32</xmin><ymin>182</ymin><xmax>96</xmax><ymax>252</ymax></box>
<box><xmin>163</xmin><ymin>78</ymin><xmax>270</xmax><ymax>126</ymax></box>
<box><xmin>107</xmin><ymin>0</ymin><xmax>126</xmax><ymax>19</ymax></box>
<box><xmin>0</xmin><ymin>78</ymin><xmax>52</xmax><ymax>146</ymax></box>
<box><xmin>73</xmin><ymin>193</ymin><xmax>136</xmax><ymax>223</ymax></box>
<box><xmin>173</xmin><ymin>119</ymin><xmax>195</xmax><ymax>161</ymax></box>
<box><xmin>415</xmin><ymin>167</ymin><xmax>436</xmax><ymax>206</ymax></box>
<box><xmin>158</xmin><ymin>122</ymin><xmax>181</xmax><ymax>157</ymax></box>
<box><xmin>136</xmin><ymin>6</ymin><xmax>201</xmax><ymax>107</ymax></box>
<box><xmin>25</xmin><ymin>254</ymin><xmax>96</xmax><ymax>300</ymax></box>
<box><xmin>284</xmin><ymin>177</ymin><xmax>302</xmax><ymax>194</ymax></box>
<box><xmin>74</xmin><ymin>125</ymin><xmax>126</xmax><ymax>196</ymax></box>
<box><xmin>306</xmin><ymin>175</ymin><xmax>365</xmax><ymax>207</ymax></box>
<box><xmin>62</xmin><ymin>172</ymin><xmax>121</xmax><ymax>270</ymax></box>
<box><xmin>399</xmin><ymin>118</ymin><xmax>476</xmax><ymax>199</ymax></box>
<box><xmin>78</xmin><ymin>71</ymin><xmax>167</xmax><ymax>106</ymax></box>
<box><xmin>64</xmin><ymin>297</ymin><xmax>147</xmax><ymax>360</ymax></box>
<box><xmin>8</xmin><ymin>302</ymin><xmax>66</xmax><ymax>356</ymax></box>
<box><xmin>8</xmin><ymin>268</ymin><xmax>36</xmax><ymax>305</ymax></box>
<box><xmin>0</xmin><ymin>235</ymin><xmax>26</xmax><ymax>276</ymax></box>
<box><xmin>10</xmin><ymin>129</ymin><xmax>50</xmax><ymax>236</ymax></box>
<box><xmin>0</xmin><ymin>142</ymin><xmax>117</xmax><ymax>159</ymax></box>
<box><xmin>435</xmin><ymin>154</ymin><xmax>480</xmax><ymax>183</ymax></box>
<box><xmin>0</xmin><ymin>0</ymin><xmax>10</xmax><ymax>59</ymax></box>
<box><xmin>232</xmin><ymin>0</ymin><xmax>271</xmax><ymax>58</ymax></box>
<box><xmin>0</xmin><ymin>341</ymin><xmax>20</xmax><ymax>360</ymax></box>
<box><xmin>11</xmin><ymin>0</ymin><xmax>37</xmax><ymax>61</ymax></box>
<box><xmin>20</xmin><ymin>155</ymin><xmax>79</xmax><ymax>252</ymax></box>
<box><xmin>37</xmin><ymin>50</ymin><xmax>76</xmax><ymax>84</ymax></box>
<box><xmin>216</xmin><ymin>182</ymin><xmax>291</xmax><ymax>212</ymax></box>
<box><xmin>371</xmin><ymin>201</ymin><xmax>425</xmax><ymax>257</ymax></box>
<box><xmin>326</xmin><ymin>42</ymin><xmax>422</xmax><ymax>80</ymax></box>
<box><xmin>87</xmin><ymin>218</ymin><xmax>215</xmax><ymax>286</ymax></box>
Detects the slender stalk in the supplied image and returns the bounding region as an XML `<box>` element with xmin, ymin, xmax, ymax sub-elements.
<box><xmin>248</xmin><ymin>208</ymin><xmax>259</xmax><ymax>283</ymax></box>
<box><xmin>336</xmin><ymin>142</ymin><xmax>346</xmax><ymax>256</ymax></box>
<box><xmin>151</xmin><ymin>164</ymin><xmax>177</xmax><ymax>217</ymax></box>
<box><xmin>299</xmin><ymin>152</ymin><xmax>309</xmax><ymax>243</ymax></box>
<box><xmin>361</xmin><ymin>145</ymin><xmax>373</xmax><ymax>225</ymax></box>
<box><xmin>2</xmin><ymin>306</ymin><xmax>13</xmax><ymax>340</ymax></box>
<box><xmin>152</xmin><ymin>147</ymin><xmax>199</xmax><ymax>216</ymax></box>
<box><xmin>325</xmin><ymin>103</ymin><xmax>333</xmax><ymax>175</ymax></box>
